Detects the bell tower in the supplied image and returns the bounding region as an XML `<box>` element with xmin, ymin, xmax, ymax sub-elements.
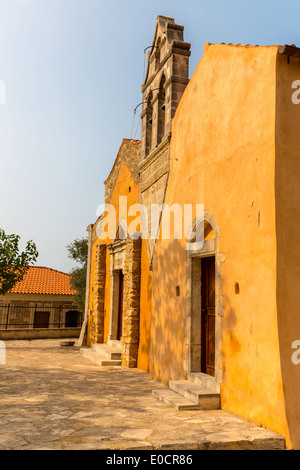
<box><xmin>140</xmin><ymin>16</ymin><xmax>191</xmax><ymax>159</ymax></box>
<box><xmin>139</xmin><ymin>16</ymin><xmax>191</xmax><ymax>263</ymax></box>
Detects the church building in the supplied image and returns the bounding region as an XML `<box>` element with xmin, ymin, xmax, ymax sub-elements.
<box><xmin>82</xmin><ymin>16</ymin><xmax>300</xmax><ymax>449</ymax></box>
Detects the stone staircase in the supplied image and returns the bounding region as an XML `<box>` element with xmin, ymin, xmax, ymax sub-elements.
<box><xmin>153</xmin><ymin>372</ymin><xmax>221</xmax><ymax>411</ymax></box>
<box><xmin>81</xmin><ymin>341</ymin><xmax>122</xmax><ymax>367</ymax></box>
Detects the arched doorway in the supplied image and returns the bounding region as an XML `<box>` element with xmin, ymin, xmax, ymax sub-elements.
<box><xmin>185</xmin><ymin>214</ymin><xmax>223</xmax><ymax>386</ymax></box>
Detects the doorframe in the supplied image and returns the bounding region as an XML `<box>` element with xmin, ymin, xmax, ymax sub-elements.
<box><xmin>107</xmin><ymin>240</ymin><xmax>126</xmax><ymax>341</ymax></box>
<box><xmin>117</xmin><ymin>270</ymin><xmax>124</xmax><ymax>341</ymax></box>
<box><xmin>184</xmin><ymin>212</ymin><xmax>224</xmax><ymax>385</ymax></box>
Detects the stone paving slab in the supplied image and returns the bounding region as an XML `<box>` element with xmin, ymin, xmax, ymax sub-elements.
<box><xmin>0</xmin><ymin>339</ymin><xmax>285</xmax><ymax>450</ymax></box>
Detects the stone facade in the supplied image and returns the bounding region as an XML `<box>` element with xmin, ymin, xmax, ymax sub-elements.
<box><xmin>139</xmin><ymin>136</ymin><xmax>170</xmax><ymax>261</ymax></box>
<box><xmin>90</xmin><ymin>244</ymin><xmax>106</xmax><ymax>344</ymax></box>
<box><xmin>122</xmin><ymin>237</ymin><xmax>142</xmax><ymax>367</ymax></box>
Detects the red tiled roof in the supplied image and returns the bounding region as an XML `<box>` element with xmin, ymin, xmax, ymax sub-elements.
<box><xmin>9</xmin><ymin>266</ymin><xmax>76</xmax><ymax>296</ymax></box>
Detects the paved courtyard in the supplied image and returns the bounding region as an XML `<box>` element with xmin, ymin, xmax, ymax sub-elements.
<box><xmin>0</xmin><ymin>339</ymin><xmax>285</xmax><ymax>450</ymax></box>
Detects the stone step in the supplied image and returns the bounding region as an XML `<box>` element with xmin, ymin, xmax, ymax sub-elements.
<box><xmin>92</xmin><ymin>343</ymin><xmax>121</xmax><ymax>360</ymax></box>
<box><xmin>187</xmin><ymin>372</ymin><xmax>220</xmax><ymax>393</ymax></box>
<box><xmin>107</xmin><ymin>339</ymin><xmax>123</xmax><ymax>351</ymax></box>
<box><xmin>152</xmin><ymin>389</ymin><xmax>206</xmax><ymax>411</ymax></box>
<box><xmin>169</xmin><ymin>380</ymin><xmax>221</xmax><ymax>410</ymax></box>
<box><xmin>80</xmin><ymin>347</ymin><xmax>122</xmax><ymax>367</ymax></box>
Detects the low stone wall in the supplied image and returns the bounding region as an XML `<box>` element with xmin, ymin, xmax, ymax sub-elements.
<box><xmin>0</xmin><ymin>328</ymin><xmax>81</xmax><ymax>340</ymax></box>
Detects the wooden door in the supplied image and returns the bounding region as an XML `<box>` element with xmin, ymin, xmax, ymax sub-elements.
<box><xmin>201</xmin><ymin>256</ymin><xmax>215</xmax><ymax>376</ymax></box>
<box><xmin>34</xmin><ymin>311</ymin><xmax>50</xmax><ymax>329</ymax></box>
<box><xmin>117</xmin><ymin>271</ymin><xmax>124</xmax><ymax>341</ymax></box>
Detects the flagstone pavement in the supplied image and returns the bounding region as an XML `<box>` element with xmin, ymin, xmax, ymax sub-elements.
<box><xmin>0</xmin><ymin>339</ymin><xmax>285</xmax><ymax>450</ymax></box>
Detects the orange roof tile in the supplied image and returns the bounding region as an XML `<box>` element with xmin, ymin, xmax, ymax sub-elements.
<box><xmin>9</xmin><ymin>266</ymin><xmax>77</xmax><ymax>296</ymax></box>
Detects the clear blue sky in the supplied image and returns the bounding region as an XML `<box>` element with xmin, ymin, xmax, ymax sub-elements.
<box><xmin>0</xmin><ymin>0</ymin><xmax>299</xmax><ymax>273</ymax></box>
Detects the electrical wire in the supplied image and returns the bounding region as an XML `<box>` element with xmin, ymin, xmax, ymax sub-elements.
<box><xmin>134</xmin><ymin>118</ymin><xmax>141</xmax><ymax>140</ymax></box>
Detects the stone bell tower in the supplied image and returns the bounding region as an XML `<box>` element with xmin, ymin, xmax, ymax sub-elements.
<box><xmin>139</xmin><ymin>16</ymin><xmax>191</xmax><ymax>262</ymax></box>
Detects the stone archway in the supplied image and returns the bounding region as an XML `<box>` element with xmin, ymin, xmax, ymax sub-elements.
<box><xmin>107</xmin><ymin>239</ymin><xmax>126</xmax><ymax>342</ymax></box>
<box><xmin>185</xmin><ymin>212</ymin><xmax>224</xmax><ymax>386</ymax></box>
<box><xmin>108</xmin><ymin>236</ymin><xmax>142</xmax><ymax>368</ymax></box>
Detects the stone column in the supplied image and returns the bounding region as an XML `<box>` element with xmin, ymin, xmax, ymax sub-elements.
<box><xmin>151</xmin><ymin>92</ymin><xmax>159</xmax><ymax>148</ymax></box>
<box><xmin>91</xmin><ymin>243</ymin><xmax>107</xmax><ymax>344</ymax></box>
<box><xmin>122</xmin><ymin>237</ymin><xmax>142</xmax><ymax>368</ymax></box>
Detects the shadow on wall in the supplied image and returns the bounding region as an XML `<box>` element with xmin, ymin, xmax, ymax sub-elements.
<box><xmin>149</xmin><ymin>238</ymin><xmax>190</xmax><ymax>384</ymax></box>
<box><xmin>138</xmin><ymin>268</ymin><xmax>152</xmax><ymax>371</ymax></box>
<box><xmin>148</xmin><ymin>237</ymin><xmax>240</xmax><ymax>386</ymax></box>
<box><xmin>275</xmin><ymin>53</ymin><xmax>300</xmax><ymax>450</ymax></box>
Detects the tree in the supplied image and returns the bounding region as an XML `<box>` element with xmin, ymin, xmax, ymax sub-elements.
<box><xmin>67</xmin><ymin>237</ymin><xmax>88</xmax><ymax>313</ymax></box>
<box><xmin>0</xmin><ymin>229</ymin><xmax>38</xmax><ymax>295</ymax></box>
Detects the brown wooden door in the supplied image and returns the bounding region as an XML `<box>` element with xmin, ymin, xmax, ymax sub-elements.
<box><xmin>201</xmin><ymin>256</ymin><xmax>215</xmax><ymax>376</ymax></box>
<box><xmin>117</xmin><ymin>271</ymin><xmax>124</xmax><ymax>341</ymax></box>
<box><xmin>34</xmin><ymin>311</ymin><xmax>50</xmax><ymax>329</ymax></box>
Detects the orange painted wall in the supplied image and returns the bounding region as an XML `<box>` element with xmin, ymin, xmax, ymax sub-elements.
<box><xmin>149</xmin><ymin>44</ymin><xmax>289</xmax><ymax>443</ymax></box>
<box><xmin>137</xmin><ymin>238</ymin><xmax>152</xmax><ymax>372</ymax></box>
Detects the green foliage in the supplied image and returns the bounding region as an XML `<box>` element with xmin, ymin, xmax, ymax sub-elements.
<box><xmin>67</xmin><ymin>237</ymin><xmax>88</xmax><ymax>313</ymax></box>
<box><xmin>0</xmin><ymin>229</ymin><xmax>38</xmax><ymax>295</ymax></box>
<box><xmin>69</xmin><ymin>265</ymin><xmax>87</xmax><ymax>314</ymax></box>
<box><xmin>66</xmin><ymin>238</ymin><xmax>88</xmax><ymax>265</ymax></box>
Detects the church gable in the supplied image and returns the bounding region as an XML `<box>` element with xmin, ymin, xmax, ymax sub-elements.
<box><xmin>104</xmin><ymin>139</ymin><xmax>141</xmax><ymax>204</ymax></box>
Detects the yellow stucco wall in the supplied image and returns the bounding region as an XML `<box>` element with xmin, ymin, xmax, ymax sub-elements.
<box><xmin>137</xmin><ymin>238</ymin><xmax>152</xmax><ymax>372</ymax></box>
<box><xmin>88</xmin><ymin>160</ymin><xmax>152</xmax><ymax>371</ymax></box>
<box><xmin>149</xmin><ymin>43</ymin><xmax>289</xmax><ymax>444</ymax></box>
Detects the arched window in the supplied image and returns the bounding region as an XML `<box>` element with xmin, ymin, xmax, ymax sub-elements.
<box><xmin>157</xmin><ymin>74</ymin><xmax>166</xmax><ymax>145</ymax></box>
<box><xmin>186</xmin><ymin>218</ymin><xmax>216</xmax><ymax>251</ymax></box>
<box><xmin>155</xmin><ymin>38</ymin><xmax>161</xmax><ymax>71</ymax></box>
<box><xmin>145</xmin><ymin>91</ymin><xmax>153</xmax><ymax>157</ymax></box>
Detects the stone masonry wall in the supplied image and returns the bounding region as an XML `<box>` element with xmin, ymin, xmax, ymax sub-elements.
<box><xmin>91</xmin><ymin>244</ymin><xmax>106</xmax><ymax>344</ymax></box>
<box><xmin>122</xmin><ymin>237</ymin><xmax>142</xmax><ymax>367</ymax></box>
